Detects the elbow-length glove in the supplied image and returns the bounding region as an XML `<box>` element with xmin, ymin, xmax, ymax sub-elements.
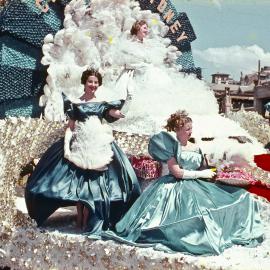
<box><xmin>120</xmin><ymin>70</ymin><xmax>134</xmax><ymax>116</ymax></box>
<box><xmin>64</xmin><ymin>127</ymin><xmax>73</xmax><ymax>159</ymax></box>
<box><xmin>182</xmin><ymin>169</ymin><xmax>216</xmax><ymax>179</ymax></box>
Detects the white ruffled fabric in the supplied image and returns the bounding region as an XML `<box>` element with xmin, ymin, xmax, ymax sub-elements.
<box><xmin>67</xmin><ymin>116</ymin><xmax>114</xmax><ymax>170</ymax></box>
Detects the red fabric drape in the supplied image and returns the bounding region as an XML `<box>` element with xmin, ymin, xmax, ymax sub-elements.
<box><xmin>248</xmin><ymin>184</ymin><xmax>270</xmax><ymax>202</ymax></box>
<box><xmin>248</xmin><ymin>153</ymin><xmax>270</xmax><ymax>201</ymax></box>
<box><xmin>254</xmin><ymin>154</ymin><xmax>270</xmax><ymax>171</ymax></box>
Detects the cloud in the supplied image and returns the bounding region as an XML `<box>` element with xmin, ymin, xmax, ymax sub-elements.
<box><xmin>194</xmin><ymin>45</ymin><xmax>270</xmax><ymax>79</ymax></box>
<box><xmin>209</xmin><ymin>0</ymin><xmax>223</xmax><ymax>9</ymax></box>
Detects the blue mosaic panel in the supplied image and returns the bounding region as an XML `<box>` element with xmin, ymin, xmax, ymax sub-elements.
<box><xmin>0</xmin><ymin>35</ymin><xmax>44</xmax><ymax>69</ymax></box>
<box><xmin>139</xmin><ymin>0</ymin><xmax>159</xmax><ymax>12</ymax></box>
<box><xmin>177</xmin><ymin>50</ymin><xmax>195</xmax><ymax>69</ymax></box>
<box><xmin>166</xmin><ymin>12</ymin><xmax>196</xmax><ymax>51</ymax></box>
<box><xmin>177</xmin><ymin>49</ymin><xmax>202</xmax><ymax>79</ymax></box>
<box><xmin>0</xmin><ymin>64</ymin><xmax>47</xmax><ymax>102</ymax></box>
<box><xmin>0</xmin><ymin>0</ymin><xmax>93</xmax><ymax>118</ymax></box>
<box><xmin>163</xmin><ymin>0</ymin><xmax>178</xmax><ymax>21</ymax></box>
<box><xmin>181</xmin><ymin>67</ymin><xmax>202</xmax><ymax>80</ymax></box>
<box><xmin>0</xmin><ymin>35</ymin><xmax>46</xmax><ymax>102</ymax></box>
<box><xmin>0</xmin><ymin>0</ymin><xmax>65</xmax><ymax>48</ymax></box>
<box><xmin>0</xmin><ymin>96</ymin><xmax>41</xmax><ymax>118</ymax></box>
<box><xmin>177</xmin><ymin>12</ymin><xmax>196</xmax><ymax>42</ymax></box>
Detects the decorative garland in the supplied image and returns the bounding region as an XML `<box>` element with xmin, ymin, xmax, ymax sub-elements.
<box><xmin>227</xmin><ymin>109</ymin><xmax>270</xmax><ymax>146</ymax></box>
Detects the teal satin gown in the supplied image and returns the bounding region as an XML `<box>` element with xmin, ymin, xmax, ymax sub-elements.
<box><xmin>103</xmin><ymin>132</ymin><xmax>264</xmax><ymax>255</ymax></box>
<box><xmin>25</xmin><ymin>98</ymin><xmax>141</xmax><ymax>236</ymax></box>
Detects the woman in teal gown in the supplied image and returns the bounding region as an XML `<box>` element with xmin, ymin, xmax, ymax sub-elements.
<box><xmin>25</xmin><ymin>69</ymin><xmax>141</xmax><ymax>236</ymax></box>
<box><xmin>103</xmin><ymin>110</ymin><xmax>264</xmax><ymax>255</ymax></box>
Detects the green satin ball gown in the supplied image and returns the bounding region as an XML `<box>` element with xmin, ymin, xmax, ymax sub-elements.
<box><xmin>103</xmin><ymin>132</ymin><xmax>264</xmax><ymax>255</ymax></box>
<box><xmin>25</xmin><ymin>97</ymin><xmax>141</xmax><ymax>236</ymax></box>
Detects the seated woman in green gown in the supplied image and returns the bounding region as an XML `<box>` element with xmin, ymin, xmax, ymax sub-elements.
<box><xmin>103</xmin><ymin>110</ymin><xmax>264</xmax><ymax>255</ymax></box>
<box><xmin>25</xmin><ymin>69</ymin><xmax>141</xmax><ymax>236</ymax></box>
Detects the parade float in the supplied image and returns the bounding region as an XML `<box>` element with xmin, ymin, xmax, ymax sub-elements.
<box><xmin>0</xmin><ymin>0</ymin><xmax>270</xmax><ymax>269</ymax></box>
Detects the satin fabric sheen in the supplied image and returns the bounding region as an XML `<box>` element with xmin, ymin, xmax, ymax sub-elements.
<box><xmin>25</xmin><ymin>99</ymin><xmax>141</xmax><ymax>235</ymax></box>
<box><xmin>102</xmin><ymin>132</ymin><xmax>264</xmax><ymax>255</ymax></box>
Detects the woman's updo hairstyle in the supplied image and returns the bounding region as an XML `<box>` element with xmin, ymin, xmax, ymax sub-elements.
<box><xmin>130</xmin><ymin>20</ymin><xmax>148</xmax><ymax>36</ymax></box>
<box><xmin>165</xmin><ymin>110</ymin><xmax>192</xmax><ymax>132</ymax></box>
<box><xmin>81</xmin><ymin>68</ymin><xmax>102</xmax><ymax>86</ymax></box>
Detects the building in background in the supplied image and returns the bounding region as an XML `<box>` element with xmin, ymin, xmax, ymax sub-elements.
<box><xmin>254</xmin><ymin>66</ymin><xmax>270</xmax><ymax>117</ymax></box>
<box><xmin>210</xmin><ymin>72</ymin><xmax>254</xmax><ymax>114</ymax></box>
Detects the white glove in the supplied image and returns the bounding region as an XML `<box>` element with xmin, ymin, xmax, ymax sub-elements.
<box><xmin>127</xmin><ymin>70</ymin><xmax>135</xmax><ymax>94</ymax></box>
<box><xmin>182</xmin><ymin>169</ymin><xmax>216</xmax><ymax>179</ymax></box>
<box><xmin>120</xmin><ymin>70</ymin><xmax>134</xmax><ymax>116</ymax></box>
<box><xmin>64</xmin><ymin>127</ymin><xmax>73</xmax><ymax>159</ymax></box>
<box><xmin>124</xmin><ymin>62</ymin><xmax>149</xmax><ymax>71</ymax></box>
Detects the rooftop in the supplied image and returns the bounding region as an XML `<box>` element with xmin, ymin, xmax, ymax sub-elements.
<box><xmin>211</xmin><ymin>72</ymin><xmax>230</xmax><ymax>76</ymax></box>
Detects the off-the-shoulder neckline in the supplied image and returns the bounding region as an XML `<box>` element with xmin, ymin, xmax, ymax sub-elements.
<box><xmin>72</xmin><ymin>97</ymin><xmax>103</xmax><ymax>105</ymax></box>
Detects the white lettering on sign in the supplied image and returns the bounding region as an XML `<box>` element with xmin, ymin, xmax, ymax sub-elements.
<box><xmin>146</xmin><ymin>0</ymin><xmax>191</xmax><ymax>44</ymax></box>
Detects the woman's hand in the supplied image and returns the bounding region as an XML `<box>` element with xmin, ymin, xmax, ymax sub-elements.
<box><xmin>109</xmin><ymin>109</ymin><xmax>125</xmax><ymax>119</ymax></box>
<box><xmin>167</xmin><ymin>157</ymin><xmax>216</xmax><ymax>180</ymax></box>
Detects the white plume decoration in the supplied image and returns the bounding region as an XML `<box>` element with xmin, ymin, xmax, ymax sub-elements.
<box><xmin>68</xmin><ymin>116</ymin><xmax>114</xmax><ymax>170</ymax></box>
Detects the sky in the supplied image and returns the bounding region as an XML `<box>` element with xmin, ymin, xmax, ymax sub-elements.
<box><xmin>174</xmin><ymin>0</ymin><xmax>270</xmax><ymax>81</ymax></box>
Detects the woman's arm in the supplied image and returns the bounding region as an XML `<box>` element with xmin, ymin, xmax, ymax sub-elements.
<box><xmin>106</xmin><ymin>70</ymin><xmax>134</xmax><ymax>120</ymax></box>
<box><xmin>167</xmin><ymin>157</ymin><xmax>184</xmax><ymax>178</ymax></box>
<box><xmin>67</xmin><ymin>119</ymin><xmax>75</xmax><ymax>131</ymax></box>
<box><xmin>167</xmin><ymin>157</ymin><xmax>216</xmax><ymax>180</ymax></box>
<box><xmin>108</xmin><ymin>109</ymin><xmax>125</xmax><ymax>119</ymax></box>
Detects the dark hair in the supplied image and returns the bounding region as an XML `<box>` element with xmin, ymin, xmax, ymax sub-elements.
<box><xmin>81</xmin><ymin>68</ymin><xmax>102</xmax><ymax>86</ymax></box>
<box><xmin>164</xmin><ymin>110</ymin><xmax>192</xmax><ymax>132</ymax></box>
<box><xmin>130</xmin><ymin>20</ymin><xmax>148</xmax><ymax>36</ymax></box>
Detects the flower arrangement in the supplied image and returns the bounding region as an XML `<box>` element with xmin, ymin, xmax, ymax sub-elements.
<box><xmin>215</xmin><ymin>164</ymin><xmax>256</xmax><ymax>187</ymax></box>
<box><xmin>129</xmin><ymin>155</ymin><xmax>161</xmax><ymax>180</ymax></box>
<box><xmin>212</xmin><ymin>153</ymin><xmax>270</xmax><ymax>201</ymax></box>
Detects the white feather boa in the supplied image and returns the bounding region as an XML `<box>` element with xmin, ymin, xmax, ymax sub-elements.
<box><xmin>66</xmin><ymin>116</ymin><xmax>114</xmax><ymax>170</ymax></box>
